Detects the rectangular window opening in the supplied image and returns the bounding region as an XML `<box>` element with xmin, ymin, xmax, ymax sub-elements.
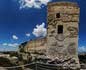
<box><xmin>56</xmin><ymin>13</ymin><xmax>60</xmax><ymax>18</ymax></box>
<box><xmin>58</xmin><ymin>25</ymin><xmax>63</xmax><ymax>34</ymax></box>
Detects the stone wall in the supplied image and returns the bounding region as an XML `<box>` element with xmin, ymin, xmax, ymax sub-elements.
<box><xmin>47</xmin><ymin>2</ymin><xmax>80</xmax><ymax>69</ymax></box>
<box><xmin>24</xmin><ymin>38</ymin><xmax>46</xmax><ymax>53</ymax></box>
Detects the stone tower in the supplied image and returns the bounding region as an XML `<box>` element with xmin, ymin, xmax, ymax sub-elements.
<box><xmin>47</xmin><ymin>2</ymin><xmax>80</xmax><ymax>69</ymax></box>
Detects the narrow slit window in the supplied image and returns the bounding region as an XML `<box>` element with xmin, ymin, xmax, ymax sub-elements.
<box><xmin>56</xmin><ymin>13</ymin><xmax>60</xmax><ymax>18</ymax></box>
<box><xmin>58</xmin><ymin>25</ymin><xmax>63</xmax><ymax>34</ymax></box>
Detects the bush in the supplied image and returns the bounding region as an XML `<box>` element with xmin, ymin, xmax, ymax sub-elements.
<box><xmin>0</xmin><ymin>57</ymin><xmax>13</xmax><ymax>67</ymax></box>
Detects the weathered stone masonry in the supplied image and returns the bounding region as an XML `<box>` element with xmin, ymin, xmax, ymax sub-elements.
<box><xmin>47</xmin><ymin>2</ymin><xmax>80</xmax><ymax>69</ymax></box>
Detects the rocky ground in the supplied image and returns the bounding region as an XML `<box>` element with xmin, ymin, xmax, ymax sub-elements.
<box><xmin>0</xmin><ymin>52</ymin><xmax>86</xmax><ymax>70</ymax></box>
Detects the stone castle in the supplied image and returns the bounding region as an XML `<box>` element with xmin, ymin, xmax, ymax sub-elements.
<box><xmin>47</xmin><ymin>2</ymin><xmax>80</xmax><ymax>69</ymax></box>
<box><xmin>19</xmin><ymin>1</ymin><xmax>80</xmax><ymax>70</ymax></box>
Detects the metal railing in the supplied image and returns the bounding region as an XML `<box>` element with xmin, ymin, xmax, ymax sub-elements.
<box><xmin>0</xmin><ymin>62</ymin><xmax>83</xmax><ymax>70</ymax></box>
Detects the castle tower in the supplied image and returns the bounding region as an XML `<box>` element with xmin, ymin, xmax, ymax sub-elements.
<box><xmin>47</xmin><ymin>2</ymin><xmax>80</xmax><ymax>69</ymax></box>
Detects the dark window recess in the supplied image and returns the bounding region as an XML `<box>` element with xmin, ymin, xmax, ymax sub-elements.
<box><xmin>58</xmin><ymin>25</ymin><xmax>63</xmax><ymax>34</ymax></box>
<box><xmin>56</xmin><ymin>13</ymin><xmax>60</xmax><ymax>18</ymax></box>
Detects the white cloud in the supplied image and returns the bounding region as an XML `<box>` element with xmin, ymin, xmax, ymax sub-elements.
<box><xmin>12</xmin><ymin>35</ymin><xmax>18</xmax><ymax>40</ymax></box>
<box><xmin>2</xmin><ymin>43</ymin><xmax>8</xmax><ymax>46</ymax></box>
<box><xmin>26</xmin><ymin>33</ymin><xmax>30</xmax><ymax>37</ymax></box>
<box><xmin>8</xmin><ymin>43</ymin><xmax>19</xmax><ymax>47</ymax></box>
<box><xmin>39</xmin><ymin>0</ymin><xmax>50</xmax><ymax>5</ymax></box>
<box><xmin>2</xmin><ymin>43</ymin><xmax>19</xmax><ymax>47</ymax></box>
<box><xmin>78</xmin><ymin>46</ymin><xmax>86</xmax><ymax>53</ymax></box>
<box><xmin>32</xmin><ymin>22</ymin><xmax>47</xmax><ymax>37</ymax></box>
<box><xmin>18</xmin><ymin>0</ymin><xmax>52</xmax><ymax>9</ymax></box>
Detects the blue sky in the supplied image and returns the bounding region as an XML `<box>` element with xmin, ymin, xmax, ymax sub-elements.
<box><xmin>0</xmin><ymin>0</ymin><xmax>85</xmax><ymax>52</ymax></box>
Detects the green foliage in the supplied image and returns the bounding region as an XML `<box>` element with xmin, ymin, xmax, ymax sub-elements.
<box><xmin>20</xmin><ymin>48</ymin><xmax>25</xmax><ymax>52</ymax></box>
<box><xmin>18</xmin><ymin>54</ymin><xmax>23</xmax><ymax>61</ymax></box>
<box><xmin>0</xmin><ymin>57</ymin><xmax>13</xmax><ymax>67</ymax></box>
<box><xmin>10</xmin><ymin>52</ymin><xmax>18</xmax><ymax>57</ymax></box>
<box><xmin>79</xmin><ymin>54</ymin><xmax>86</xmax><ymax>63</ymax></box>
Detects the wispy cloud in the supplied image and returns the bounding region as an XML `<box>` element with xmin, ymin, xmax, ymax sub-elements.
<box><xmin>2</xmin><ymin>43</ymin><xmax>19</xmax><ymax>47</ymax></box>
<box><xmin>26</xmin><ymin>33</ymin><xmax>31</xmax><ymax>37</ymax></box>
<box><xmin>18</xmin><ymin>0</ymin><xmax>52</xmax><ymax>9</ymax></box>
<box><xmin>32</xmin><ymin>22</ymin><xmax>47</xmax><ymax>37</ymax></box>
<box><xmin>12</xmin><ymin>35</ymin><xmax>18</xmax><ymax>40</ymax></box>
<box><xmin>2</xmin><ymin>43</ymin><xmax>8</xmax><ymax>46</ymax></box>
<box><xmin>8</xmin><ymin>43</ymin><xmax>19</xmax><ymax>47</ymax></box>
<box><xmin>78</xmin><ymin>46</ymin><xmax>86</xmax><ymax>53</ymax></box>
